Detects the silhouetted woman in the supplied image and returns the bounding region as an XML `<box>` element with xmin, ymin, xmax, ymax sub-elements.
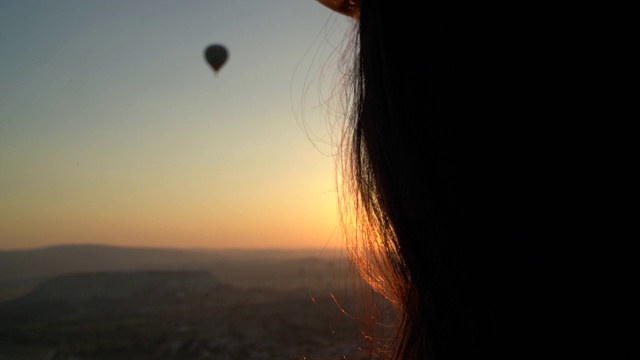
<box><xmin>317</xmin><ymin>0</ymin><xmax>638</xmax><ymax>359</ymax></box>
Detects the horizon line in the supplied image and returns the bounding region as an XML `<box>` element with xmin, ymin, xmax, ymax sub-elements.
<box><xmin>0</xmin><ymin>242</ymin><xmax>347</xmax><ymax>253</ymax></box>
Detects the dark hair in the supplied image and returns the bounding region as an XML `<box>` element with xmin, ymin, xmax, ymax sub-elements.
<box><xmin>338</xmin><ymin>2</ymin><xmax>637</xmax><ymax>359</ymax></box>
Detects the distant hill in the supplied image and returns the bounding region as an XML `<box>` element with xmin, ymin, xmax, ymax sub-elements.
<box><xmin>0</xmin><ymin>244</ymin><xmax>352</xmax><ymax>302</ymax></box>
<box><xmin>0</xmin><ymin>244</ymin><xmax>340</xmax><ymax>277</ymax></box>
<box><xmin>0</xmin><ymin>244</ymin><xmax>224</xmax><ymax>278</ymax></box>
<box><xmin>0</xmin><ymin>269</ymin><xmax>300</xmax><ymax>336</ymax></box>
<box><xmin>15</xmin><ymin>270</ymin><xmax>223</xmax><ymax>304</ymax></box>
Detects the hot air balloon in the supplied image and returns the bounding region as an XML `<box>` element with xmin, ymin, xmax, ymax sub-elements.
<box><xmin>204</xmin><ymin>44</ymin><xmax>228</xmax><ymax>74</ymax></box>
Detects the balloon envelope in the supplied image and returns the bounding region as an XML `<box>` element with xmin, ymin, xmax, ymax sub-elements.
<box><xmin>204</xmin><ymin>44</ymin><xmax>228</xmax><ymax>73</ymax></box>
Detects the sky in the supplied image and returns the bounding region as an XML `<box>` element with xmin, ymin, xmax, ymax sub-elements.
<box><xmin>0</xmin><ymin>0</ymin><xmax>355</xmax><ymax>250</ymax></box>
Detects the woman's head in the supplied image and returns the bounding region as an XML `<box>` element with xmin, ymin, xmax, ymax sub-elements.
<box><xmin>316</xmin><ymin>0</ymin><xmax>361</xmax><ymax>18</ymax></box>
<box><xmin>340</xmin><ymin>3</ymin><xmax>480</xmax><ymax>358</ymax></box>
<box><xmin>320</xmin><ymin>1</ymin><xmax>635</xmax><ymax>359</ymax></box>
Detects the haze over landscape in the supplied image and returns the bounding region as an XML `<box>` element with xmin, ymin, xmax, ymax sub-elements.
<box><xmin>0</xmin><ymin>0</ymin><xmax>353</xmax><ymax>251</ymax></box>
<box><xmin>0</xmin><ymin>244</ymin><xmax>368</xmax><ymax>359</ymax></box>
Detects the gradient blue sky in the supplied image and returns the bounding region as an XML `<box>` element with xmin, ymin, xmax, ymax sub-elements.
<box><xmin>0</xmin><ymin>0</ymin><xmax>354</xmax><ymax>250</ymax></box>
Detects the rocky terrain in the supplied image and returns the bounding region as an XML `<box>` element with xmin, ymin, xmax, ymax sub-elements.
<box><xmin>0</xmin><ymin>247</ymin><xmax>370</xmax><ymax>360</ymax></box>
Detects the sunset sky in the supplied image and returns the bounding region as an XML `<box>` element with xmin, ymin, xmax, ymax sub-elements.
<box><xmin>0</xmin><ymin>0</ymin><xmax>354</xmax><ymax>250</ymax></box>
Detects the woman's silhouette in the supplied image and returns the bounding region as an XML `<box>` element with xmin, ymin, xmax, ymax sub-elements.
<box><xmin>317</xmin><ymin>1</ymin><xmax>637</xmax><ymax>359</ymax></box>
